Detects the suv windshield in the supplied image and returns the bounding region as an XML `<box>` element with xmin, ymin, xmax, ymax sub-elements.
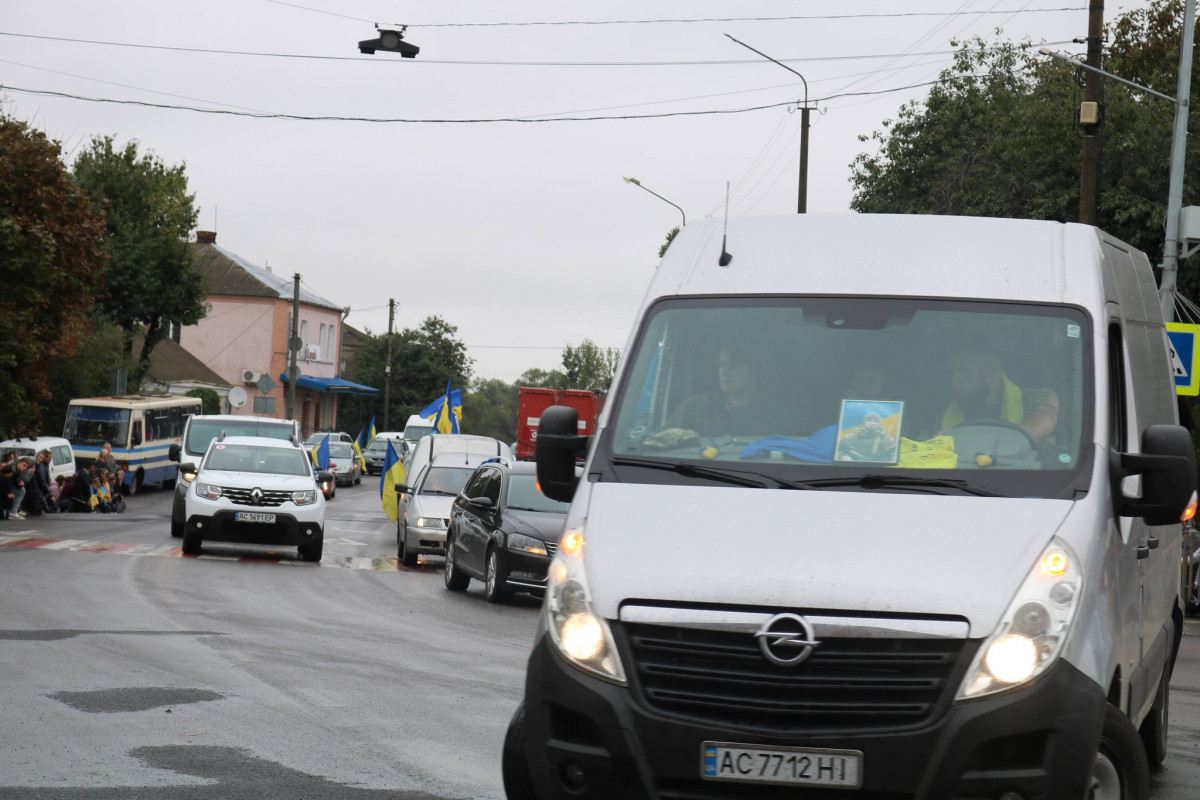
<box><xmin>203</xmin><ymin>444</ymin><xmax>311</xmax><ymax>476</ymax></box>
<box><xmin>602</xmin><ymin>296</ymin><xmax>1092</xmax><ymax>499</ymax></box>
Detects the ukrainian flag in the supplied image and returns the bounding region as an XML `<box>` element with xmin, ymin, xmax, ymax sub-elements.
<box><xmin>380</xmin><ymin>440</ymin><xmax>407</xmax><ymax>522</ymax></box>
<box><xmin>310</xmin><ymin>435</ymin><xmax>330</xmax><ymax>470</ymax></box>
<box><xmin>418</xmin><ymin>380</ymin><xmax>462</xmax><ymax>434</ymax></box>
<box><xmin>369</xmin><ymin>415</ymin><xmax>377</xmax><ymax>444</ymax></box>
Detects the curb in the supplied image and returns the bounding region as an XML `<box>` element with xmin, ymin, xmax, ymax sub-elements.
<box><xmin>1186</xmin><ymin>618</ymin><xmax>1200</xmax><ymax>637</ymax></box>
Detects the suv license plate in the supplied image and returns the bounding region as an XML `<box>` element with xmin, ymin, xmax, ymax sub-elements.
<box><xmin>235</xmin><ymin>512</ymin><xmax>276</xmax><ymax>524</ymax></box>
<box><xmin>702</xmin><ymin>742</ymin><xmax>862</xmax><ymax>788</ymax></box>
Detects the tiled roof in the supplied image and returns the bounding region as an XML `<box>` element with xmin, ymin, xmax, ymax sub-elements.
<box><xmin>141</xmin><ymin>334</ymin><xmax>230</xmax><ymax>386</ymax></box>
<box><xmin>190</xmin><ymin>241</ymin><xmax>342</xmax><ymax>311</ymax></box>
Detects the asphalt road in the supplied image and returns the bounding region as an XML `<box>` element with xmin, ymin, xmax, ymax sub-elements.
<box><xmin>0</xmin><ymin>477</ymin><xmax>538</xmax><ymax>800</ymax></box>
<box><xmin>2</xmin><ymin>477</ymin><xmax>1200</xmax><ymax>799</ymax></box>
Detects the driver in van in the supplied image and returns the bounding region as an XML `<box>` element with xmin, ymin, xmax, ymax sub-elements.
<box><xmin>662</xmin><ymin>343</ymin><xmax>775</xmax><ymax>438</ymax></box>
<box><xmin>939</xmin><ymin>350</ymin><xmax>1059</xmax><ymax>445</ymax></box>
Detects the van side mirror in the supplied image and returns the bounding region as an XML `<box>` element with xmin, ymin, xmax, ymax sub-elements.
<box><xmin>168</xmin><ymin>443</ymin><xmax>180</xmax><ymax>462</ymax></box>
<box><xmin>536</xmin><ymin>405</ymin><xmax>589</xmax><ymax>503</ymax></box>
<box><xmin>1115</xmin><ymin>424</ymin><xmax>1198</xmax><ymax>525</ymax></box>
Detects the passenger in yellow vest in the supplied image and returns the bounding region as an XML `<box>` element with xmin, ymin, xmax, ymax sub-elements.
<box><xmin>940</xmin><ymin>351</ymin><xmax>1059</xmax><ymax>446</ymax></box>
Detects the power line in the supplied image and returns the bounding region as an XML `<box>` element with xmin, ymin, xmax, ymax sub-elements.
<box><xmin>262</xmin><ymin>0</ymin><xmax>1085</xmax><ymax>27</ymax></box>
<box><xmin>0</xmin><ymin>30</ymin><xmax>1041</xmax><ymax>68</ymax></box>
<box><xmin>0</xmin><ymin>76</ymin><xmax>997</xmax><ymax>123</ymax></box>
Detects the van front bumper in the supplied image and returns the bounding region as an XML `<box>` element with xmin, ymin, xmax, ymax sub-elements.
<box><xmin>519</xmin><ymin>634</ymin><xmax>1108</xmax><ymax>800</ymax></box>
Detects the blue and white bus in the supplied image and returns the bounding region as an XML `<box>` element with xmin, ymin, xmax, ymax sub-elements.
<box><xmin>64</xmin><ymin>395</ymin><xmax>203</xmax><ymax>494</ymax></box>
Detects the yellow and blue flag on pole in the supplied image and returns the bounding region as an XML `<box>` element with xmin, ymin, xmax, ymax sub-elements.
<box><xmin>352</xmin><ymin>439</ymin><xmax>367</xmax><ymax>472</ymax></box>
<box><xmin>310</xmin><ymin>435</ymin><xmax>330</xmax><ymax>470</ymax></box>
<box><xmin>369</xmin><ymin>415</ymin><xmax>377</xmax><ymax>444</ymax></box>
<box><xmin>418</xmin><ymin>380</ymin><xmax>462</xmax><ymax>434</ymax></box>
<box><xmin>380</xmin><ymin>440</ymin><xmax>407</xmax><ymax>521</ymax></box>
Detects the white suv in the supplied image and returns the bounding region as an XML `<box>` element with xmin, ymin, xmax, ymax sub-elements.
<box><xmin>180</xmin><ymin>435</ymin><xmax>326</xmax><ymax>562</ymax></box>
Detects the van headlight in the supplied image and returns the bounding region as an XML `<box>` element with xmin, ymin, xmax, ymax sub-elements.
<box><xmin>956</xmin><ymin>537</ymin><xmax>1082</xmax><ymax>700</ymax></box>
<box><xmin>545</xmin><ymin>528</ymin><xmax>626</xmax><ymax>685</ymax></box>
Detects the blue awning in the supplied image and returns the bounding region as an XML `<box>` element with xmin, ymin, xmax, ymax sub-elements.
<box><xmin>278</xmin><ymin>372</ymin><xmax>379</xmax><ymax>395</ymax></box>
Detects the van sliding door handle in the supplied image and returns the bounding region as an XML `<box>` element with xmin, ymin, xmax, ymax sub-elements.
<box><xmin>1147</xmin><ymin>536</ymin><xmax>1160</xmax><ymax>550</ymax></box>
<box><xmin>1136</xmin><ymin>545</ymin><xmax>1151</xmax><ymax>559</ymax></box>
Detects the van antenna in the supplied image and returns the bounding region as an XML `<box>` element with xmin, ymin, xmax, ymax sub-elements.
<box><xmin>718</xmin><ymin>181</ymin><xmax>733</xmax><ymax>267</ymax></box>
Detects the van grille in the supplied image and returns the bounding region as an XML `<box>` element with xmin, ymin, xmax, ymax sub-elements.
<box><xmin>622</xmin><ymin>622</ymin><xmax>963</xmax><ymax>735</ymax></box>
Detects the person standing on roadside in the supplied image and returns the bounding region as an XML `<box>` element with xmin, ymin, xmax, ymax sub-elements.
<box><xmin>34</xmin><ymin>450</ymin><xmax>54</xmax><ymax>513</ymax></box>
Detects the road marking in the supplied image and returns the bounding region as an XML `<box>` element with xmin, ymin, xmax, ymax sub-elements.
<box><xmin>0</xmin><ymin>533</ymin><xmax>438</xmax><ymax>572</ymax></box>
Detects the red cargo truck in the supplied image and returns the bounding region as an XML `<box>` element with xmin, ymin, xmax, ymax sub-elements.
<box><xmin>515</xmin><ymin>388</ymin><xmax>601</xmax><ymax>460</ymax></box>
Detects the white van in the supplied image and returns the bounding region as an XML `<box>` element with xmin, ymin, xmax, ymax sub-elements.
<box><xmin>506</xmin><ymin>215</ymin><xmax>1197</xmax><ymax>800</ymax></box>
<box><xmin>402</xmin><ymin>414</ymin><xmax>435</xmax><ymax>446</ymax></box>
<box><xmin>402</xmin><ymin>433</ymin><xmax>510</xmax><ymax>487</ymax></box>
<box><xmin>0</xmin><ymin>436</ymin><xmax>76</xmax><ymax>482</ymax></box>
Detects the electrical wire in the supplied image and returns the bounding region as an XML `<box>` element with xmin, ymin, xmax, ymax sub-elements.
<box><xmin>261</xmin><ymin>0</ymin><xmax>1085</xmax><ymax>27</ymax></box>
<box><xmin>0</xmin><ymin>31</ymin><xmax>1045</xmax><ymax>68</ymax></box>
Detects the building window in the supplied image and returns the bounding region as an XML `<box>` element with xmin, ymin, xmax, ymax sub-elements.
<box><xmin>300</xmin><ymin>320</ymin><xmax>308</xmax><ymax>345</ymax></box>
<box><xmin>327</xmin><ymin>325</ymin><xmax>335</xmax><ymax>361</ymax></box>
<box><xmin>253</xmin><ymin>396</ymin><xmax>278</xmax><ymax>414</ymax></box>
<box><xmin>319</xmin><ymin>324</ymin><xmax>326</xmax><ymax>357</ymax></box>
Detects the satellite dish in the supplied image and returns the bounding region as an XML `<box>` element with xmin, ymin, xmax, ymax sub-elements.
<box><xmin>228</xmin><ymin>386</ymin><xmax>248</xmax><ymax>409</ymax></box>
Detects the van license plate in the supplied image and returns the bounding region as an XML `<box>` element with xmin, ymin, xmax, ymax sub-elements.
<box><xmin>235</xmin><ymin>512</ymin><xmax>275</xmax><ymax>523</ymax></box>
<box><xmin>701</xmin><ymin>742</ymin><xmax>862</xmax><ymax>788</ymax></box>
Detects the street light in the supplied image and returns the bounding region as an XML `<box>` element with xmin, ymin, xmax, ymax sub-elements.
<box><xmin>1041</xmin><ymin>7</ymin><xmax>1196</xmax><ymax>324</ymax></box>
<box><xmin>725</xmin><ymin>34</ymin><xmax>815</xmax><ymax>214</ymax></box>
<box><xmin>623</xmin><ymin>176</ymin><xmax>686</xmax><ymax>228</ymax></box>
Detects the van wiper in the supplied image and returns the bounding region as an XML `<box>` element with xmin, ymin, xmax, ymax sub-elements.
<box><xmin>786</xmin><ymin>474</ymin><xmax>1003</xmax><ymax>497</ymax></box>
<box><xmin>610</xmin><ymin>456</ymin><xmax>776</xmax><ymax>488</ymax></box>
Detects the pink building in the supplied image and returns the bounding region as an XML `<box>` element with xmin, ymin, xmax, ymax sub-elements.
<box><xmin>180</xmin><ymin>231</ymin><xmax>377</xmax><ymax>436</ymax></box>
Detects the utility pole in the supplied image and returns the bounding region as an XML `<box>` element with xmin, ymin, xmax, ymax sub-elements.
<box><xmin>1078</xmin><ymin>0</ymin><xmax>1105</xmax><ymax>225</ymax></box>
<box><xmin>383</xmin><ymin>298</ymin><xmax>394</xmax><ymax>430</ymax></box>
<box><xmin>287</xmin><ymin>273</ymin><xmax>300</xmax><ymax>423</ymax></box>
<box><xmin>1159</xmin><ymin>0</ymin><xmax>1197</xmax><ymax>322</ymax></box>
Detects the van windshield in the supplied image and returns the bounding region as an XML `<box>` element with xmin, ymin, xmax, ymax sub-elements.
<box><xmin>186</xmin><ymin>419</ymin><xmax>295</xmax><ymax>455</ymax></box>
<box><xmin>602</xmin><ymin>297</ymin><xmax>1093</xmax><ymax>499</ymax></box>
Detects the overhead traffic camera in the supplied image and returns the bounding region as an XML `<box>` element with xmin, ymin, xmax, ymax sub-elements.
<box><xmin>358</xmin><ymin>25</ymin><xmax>420</xmax><ymax>58</ymax></box>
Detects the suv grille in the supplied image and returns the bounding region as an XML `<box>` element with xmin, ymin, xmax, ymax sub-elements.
<box><xmin>220</xmin><ymin>487</ymin><xmax>294</xmax><ymax>507</ymax></box>
<box><xmin>622</xmin><ymin>622</ymin><xmax>964</xmax><ymax>735</ymax></box>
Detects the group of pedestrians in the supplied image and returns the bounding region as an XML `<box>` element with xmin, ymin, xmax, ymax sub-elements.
<box><xmin>0</xmin><ymin>444</ymin><xmax>125</xmax><ymax>519</ymax></box>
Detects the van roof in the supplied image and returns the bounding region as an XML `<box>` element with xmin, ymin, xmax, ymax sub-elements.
<box><xmin>655</xmin><ymin>215</ymin><xmax>1111</xmax><ymax>309</ymax></box>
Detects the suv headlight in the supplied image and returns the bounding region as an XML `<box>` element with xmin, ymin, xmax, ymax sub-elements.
<box><xmin>545</xmin><ymin>528</ymin><xmax>626</xmax><ymax>685</ymax></box>
<box><xmin>957</xmin><ymin>537</ymin><xmax>1082</xmax><ymax>700</ymax></box>
<box><xmin>194</xmin><ymin>482</ymin><xmax>222</xmax><ymax>500</ymax></box>
<box><xmin>292</xmin><ymin>490</ymin><xmax>317</xmax><ymax>505</ymax></box>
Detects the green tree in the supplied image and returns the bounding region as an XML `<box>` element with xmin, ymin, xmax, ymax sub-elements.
<box><xmin>186</xmin><ymin>387</ymin><xmax>222</xmax><ymax>415</ymax></box>
<box><xmin>659</xmin><ymin>226</ymin><xmax>679</xmax><ymax>258</ymax></box>
<box><xmin>517</xmin><ymin>367</ymin><xmax>569</xmax><ymax>389</ymax></box>
<box><xmin>342</xmin><ymin>315</ymin><xmax>473</xmax><ymax>432</ymax></box>
<box><xmin>72</xmin><ymin>136</ymin><xmax>207</xmax><ymax>386</ymax></box>
<box><xmin>463</xmin><ymin>378</ymin><xmax>519</xmax><ymax>442</ymax></box>
<box><xmin>850</xmin><ymin>1</ymin><xmax>1200</xmax><ymax>296</ymax></box>
<box><xmin>45</xmin><ymin>316</ymin><xmax>131</xmax><ymax>434</ymax></box>
<box><xmin>0</xmin><ymin>116</ymin><xmax>109</xmax><ymax>437</ymax></box>
<box><xmin>562</xmin><ymin>339</ymin><xmax>620</xmax><ymax>394</ymax></box>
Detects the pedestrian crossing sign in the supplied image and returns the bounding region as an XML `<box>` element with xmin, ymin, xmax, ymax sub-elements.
<box><xmin>1166</xmin><ymin>322</ymin><xmax>1200</xmax><ymax>396</ymax></box>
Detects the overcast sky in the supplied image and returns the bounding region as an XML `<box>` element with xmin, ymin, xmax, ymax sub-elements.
<box><xmin>2</xmin><ymin>1</ymin><xmax>1153</xmax><ymax>384</ymax></box>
